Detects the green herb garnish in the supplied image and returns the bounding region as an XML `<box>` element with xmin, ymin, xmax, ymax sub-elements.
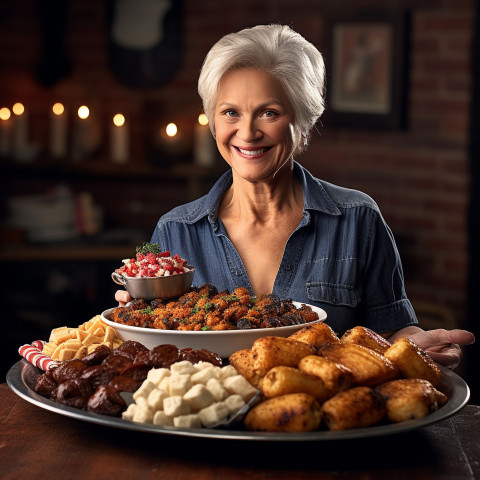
<box><xmin>201</xmin><ymin>326</ymin><xmax>211</xmax><ymax>331</ymax></box>
<box><xmin>136</xmin><ymin>242</ymin><xmax>163</xmax><ymax>255</ymax></box>
<box><xmin>138</xmin><ymin>306</ymin><xmax>154</xmax><ymax>314</ymax></box>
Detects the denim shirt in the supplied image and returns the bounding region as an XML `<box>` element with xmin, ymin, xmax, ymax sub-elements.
<box><xmin>151</xmin><ymin>162</ymin><xmax>417</xmax><ymax>335</ymax></box>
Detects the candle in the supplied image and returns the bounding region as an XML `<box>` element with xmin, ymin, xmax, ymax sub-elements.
<box><xmin>49</xmin><ymin>102</ymin><xmax>68</xmax><ymax>159</ymax></box>
<box><xmin>160</xmin><ymin>122</ymin><xmax>183</xmax><ymax>154</ymax></box>
<box><xmin>0</xmin><ymin>107</ymin><xmax>12</xmax><ymax>158</ymax></box>
<box><xmin>194</xmin><ymin>113</ymin><xmax>216</xmax><ymax>167</ymax></box>
<box><xmin>71</xmin><ymin>105</ymin><xmax>89</xmax><ymax>161</ymax></box>
<box><xmin>71</xmin><ymin>105</ymin><xmax>101</xmax><ymax>161</ymax></box>
<box><xmin>110</xmin><ymin>113</ymin><xmax>129</xmax><ymax>163</ymax></box>
<box><xmin>12</xmin><ymin>102</ymin><xmax>29</xmax><ymax>161</ymax></box>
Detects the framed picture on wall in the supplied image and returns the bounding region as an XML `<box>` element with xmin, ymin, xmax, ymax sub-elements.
<box><xmin>325</xmin><ymin>11</ymin><xmax>410</xmax><ymax>130</ymax></box>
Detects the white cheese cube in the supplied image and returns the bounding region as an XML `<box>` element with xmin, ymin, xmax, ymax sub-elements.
<box><xmin>193</xmin><ymin>361</ymin><xmax>216</xmax><ymax>371</ymax></box>
<box><xmin>122</xmin><ymin>403</ymin><xmax>137</xmax><ymax>421</ymax></box>
<box><xmin>199</xmin><ymin>402</ymin><xmax>230</xmax><ymax>428</ymax></box>
<box><xmin>147</xmin><ymin>367</ymin><xmax>171</xmax><ymax>385</ymax></box>
<box><xmin>163</xmin><ymin>395</ymin><xmax>191</xmax><ymax>417</ymax></box>
<box><xmin>134</xmin><ymin>396</ymin><xmax>148</xmax><ymax>408</ymax></box>
<box><xmin>191</xmin><ymin>367</ymin><xmax>217</xmax><ymax>385</ymax></box>
<box><xmin>222</xmin><ymin>375</ymin><xmax>258</xmax><ymax>401</ymax></box>
<box><xmin>132</xmin><ymin>405</ymin><xmax>154</xmax><ymax>424</ymax></box>
<box><xmin>169</xmin><ymin>373</ymin><xmax>192</xmax><ymax>396</ymax></box>
<box><xmin>133</xmin><ymin>380</ymin><xmax>156</xmax><ymax>401</ymax></box>
<box><xmin>153</xmin><ymin>410</ymin><xmax>174</xmax><ymax>427</ymax></box>
<box><xmin>158</xmin><ymin>376</ymin><xmax>171</xmax><ymax>395</ymax></box>
<box><xmin>206</xmin><ymin>378</ymin><xmax>228</xmax><ymax>401</ymax></box>
<box><xmin>173</xmin><ymin>414</ymin><xmax>202</xmax><ymax>428</ymax></box>
<box><xmin>147</xmin><ymin>388</ymin><xmax>168</xmax><ymax>410</ymax></box>
<box><xmin>170</xmin><ymin>360</ymin><xmax>195</xmax><ymax>375</ymax></box>
<box><xmin>224</xmin><ymin>394</ymin><xmax>245</xmax><ymax>414</ymax></box>
<box><xmin>218</xmin><ymin>365</ymin><xmax>238</xmax><ymax>380</ymax></box>
<box><xmin>183</xmin><ymin>384</ymin><xmax>215</xmax><ymax>411</ymax></box>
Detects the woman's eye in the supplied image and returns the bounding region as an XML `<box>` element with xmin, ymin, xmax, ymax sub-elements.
<box><xmin>225</xmin><ymin>110</ymin><xmax>238</xmax><ymax>117</ymax></box>
<box><xmin>263</xmin><ymin>110</ymin><xmax>278</xmax><ymax>118</ymax></box>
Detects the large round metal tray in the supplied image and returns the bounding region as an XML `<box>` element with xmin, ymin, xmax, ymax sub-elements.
<box><xmin>6</xmin><ymin>360</ymin><xmax>470</xmax><ymax>442</ymax></box>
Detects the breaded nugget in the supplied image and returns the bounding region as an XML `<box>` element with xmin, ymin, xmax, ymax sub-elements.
<box><xmin>322</xmin><ymin>386</ymin><xmax>386</xmax><ymax>431</ymax></box>
<box><xmin>228</xmin><ymin>348</ymin><xmax>260</xmax><ymax>386</ymax></box>
<box><xmin>297</xmin><ymin>355</ymin><xmax>353</xmax><ymax>396</ymax></box>
<box><xmin>259</xmin><ymin>365</ymin><xmax>331</xmax><ymax>402</ymax></box>
<box><xmin>319</xmin><ymin>343</ymin><xmax>399</xmax><ymax>386</ymax></box>
<box><xmin>384</xmin><ymin>337</ymin><xmax>441</xmax><ymax>387</ymax></box>
<box><xmin>341</xmin><ymin>326</ymin><xmax>391</xmax><ymax>354</ymax></box>
<box><xmin>252</xmin><ymin>336</ymin><xmax>315</xmax><ymax>378</ymax></box>
<box><xmin>245</xmin><ymin>393</ymin><xmax>322</xmax><ymax>432</ymax></box>
<box><xmin>376</xmin><ymin>378</ymin><xmax>447</xmax><ymax>422</ymax></box>
<box><xmin>289</xmin><ymin>322</ymin><xmax>341</xmax><ymax>349</ymax></box>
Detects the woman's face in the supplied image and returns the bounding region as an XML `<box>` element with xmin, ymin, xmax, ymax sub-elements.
<box><xmin>214</xmin><ymin>68</ymin><xmax>295</xmax><ymax>182</ymax></box>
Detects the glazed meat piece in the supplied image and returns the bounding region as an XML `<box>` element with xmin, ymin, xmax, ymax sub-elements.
<box><xmin>52</xmin><ymin>359</ymin><xmax>88</xmax><ymax>384</ymax></box>
<box><xmin>55</xmin><ymin>377</ymin><xmax>93</xmax><ymax>409</ymax></box>
<box><xmin>81</xmin><ymin>344</ymin><xmax>112</xmax><ymax>366</ymax></box>
<box><xmin>119</xmin><ymin>363</ymin><xmax>149</xmax><ymax>383</ymax></box>
<box><xmin>108</xmin><ymin>375</ymin><xmax>138</xmax><ymax>392</ymax></box>
<box><xmin>87</xmin><ymin>385</ymin><xmax>126</xmax><ymax>416</ymax></box>
<box><xmin>113</xmin><ymin>340</ymin><xmax>149</xmax><ymax>360</ymax></box>
<box><xmin>180</xmin><ymin>348</ymin><xmax>223</xmax><ymax>367</ymax></box>
<box><xmin>102</xmin><ymin>354</ymin><xmax>134</xmax><ymax>373</ymax></box>
<box><xmin>80</xmin><ymin>365</ymin><xmax>117</xmax><ymax>390</ymax></box>
<box><xmin>34</xmin><ymin>370</ymin><xmax>58</xmax><ymax>398</ymax></box>
<box><xmin>145</xmin><ymin>344</ymin><xmax>180</xmax><ymax>368</ymax></box>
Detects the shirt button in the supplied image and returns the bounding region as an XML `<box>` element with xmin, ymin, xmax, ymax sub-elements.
<box><xmin>235</xmin><ymin>269</ymin><xmax>243</xmax><ymax>276</ymax></box>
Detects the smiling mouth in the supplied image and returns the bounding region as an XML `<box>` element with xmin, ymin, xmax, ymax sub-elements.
<box><xmin>234</xmin><ymin>146</ymin><xmax>272</xmax><ymax>157</ymax></box>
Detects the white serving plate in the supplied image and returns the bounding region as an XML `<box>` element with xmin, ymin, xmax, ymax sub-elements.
<box><xmin>101</xmin><ymin>302</ymin><xmax>327</xmax><ymax>358</ymax></box>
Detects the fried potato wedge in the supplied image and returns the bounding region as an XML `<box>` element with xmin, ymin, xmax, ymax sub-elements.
<box><xmin>319</xmin><ymin>343</ymin><xmax>399</xmax><ymax>386</ymax></box>
<box><xmin>322</xmin><ymin>386</ymin><xmax>386</xmax><ymax>431</ymax></box>
<box><xmin>341</xmin><ymin>326</ymin><xmax>391</xmax><ymax>354</ymax></box>
<box><xmin>376</xmin><ymin>378</ymin><xmax>446</xmax><ymax>423</ymax></box>
<box><xmin>244</xmin><ymin>393</ymin><xmax>322</xmax><ymax>432</ymax></box>
<box><xmin>288</xmin><ymin>322</ymin><xmax>341</xmax><ymax>349</ymax></box>
<box><xmin>383</xmin><ymin>337</ymin><xmax>442</xmax><ymax>387</ymax></box>
<box><xmin>297</xmin><ymin>355</ymin><xmax>353</xmax><ymax>396</ymax></box>
<box><xmin>252</xmin><ymin>336</ymin><xmax>315</xmax><ymax>378</ymax></box>
<box><xmin>259</xmin><ymin>365</ymin><xmax>330</xmax><ymax>402</ymax></box>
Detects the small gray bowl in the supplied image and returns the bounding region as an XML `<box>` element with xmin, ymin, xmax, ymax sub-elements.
<box><xmin>112</xmin><ymin>269</ymin><xmax>195</xmax><ymax>300</ymax></box>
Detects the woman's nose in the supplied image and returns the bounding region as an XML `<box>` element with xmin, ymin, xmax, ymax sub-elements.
<box><xmin>237</xmin><ymin>118</ymin><xmax>261</xmax><ymax>142</ymax></box>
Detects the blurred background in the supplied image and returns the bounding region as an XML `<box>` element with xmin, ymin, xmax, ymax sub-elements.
<box><xmin>0</xmin><ymin>0</ymin><xmax>478</xmax><ymax>402</ymax></box>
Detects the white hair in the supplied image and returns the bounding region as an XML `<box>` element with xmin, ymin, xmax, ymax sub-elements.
<box><xmin>198</xmin><ymin>24</ymin><xmax>326</xmax><ymax>156</ymax></box>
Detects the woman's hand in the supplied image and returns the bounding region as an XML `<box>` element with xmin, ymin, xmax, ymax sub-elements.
<box><xmin>115</xmin><ymin>290</ymin><xmax>132</xmax><ymax>306</ymax></box>
<box><xmin>385</xmin><ymin>327</ymin><xmax>475</xmax><ymax>369</ymax></box>
<box><xmin>407</xmin><ymin>329</ymin><xmax>475</xmax><ymax>369</ymax></box>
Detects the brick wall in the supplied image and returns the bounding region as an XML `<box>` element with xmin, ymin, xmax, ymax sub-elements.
<box><xmin>0</xmin><ymin>0</ymin><xmax>474</xmax><ymax>328</ymax></box>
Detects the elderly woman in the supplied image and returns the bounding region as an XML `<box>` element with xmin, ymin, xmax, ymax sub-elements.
<box><xmin>117</xmin><ymin>24</ymin><xmax>474</xmax><ymax>367</ymax></box>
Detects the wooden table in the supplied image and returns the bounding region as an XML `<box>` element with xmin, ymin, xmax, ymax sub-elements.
<box><xmin>1</xmin><ymin>384</ymin><xmax>479</xmax><ymax>480</ymax></box>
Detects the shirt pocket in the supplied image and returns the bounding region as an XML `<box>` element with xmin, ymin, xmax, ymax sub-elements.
<box><xmin>306</xmin><ymin>282</ymin><xmax>358</xmax><ymax>307</ymax></box>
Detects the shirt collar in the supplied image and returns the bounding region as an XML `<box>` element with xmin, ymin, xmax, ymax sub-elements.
<box><xmin>197</xmin><ymin>161</ymin><xmax>341</xmax><ymax>224</ymax></box>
